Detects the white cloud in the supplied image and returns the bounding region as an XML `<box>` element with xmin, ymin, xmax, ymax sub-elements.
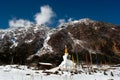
<box><xmin>9</xmin><ymin>19</ymin><xmax>33</xmax><ymax>28</ymax></box>
<box><xmin>58</xmin><ymin>19</ymin><xmax>66</xmax><ymax>24</ymax></box>
<box><xmin>68</xmin><ymin>18</ymin><xmax>73</xmax><ymax>22</ymax></box>
<box><xmin>58</xmin><ymin>18</ymin><xmax>74</xmax><ymax>24</ymax></box>
<box><xmin>35</xmin><ymin>5</ymin><xmax>55</xmax><ymax>25</ymax></box>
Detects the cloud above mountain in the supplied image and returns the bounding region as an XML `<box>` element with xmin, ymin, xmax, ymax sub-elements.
<box><xmin>58</xmin><ymin>19</ymin><xmax>66</xmax><ymax>24</ymax></box>
<box><xmin>8</xmin><ymin>5</ymin><xmax>75</xmax><ymax>28</ymax></box>
<box><xmin>9</xmin><ymin>19</ymin><xmax>33</xmax><ymax>28</ymax></box>
<box><xmin>58</xmin><ymin>18</ymin><xmax>73</xmax><ymax>25</ymax></box>
<box><xmin>9</xmin><ymin>5</ymin><xmax>55</xmax><ymax>28</ymax></box>
<box><xmin>68</xmin><ymin>18</ymin><xmax>73</xmax><ymax>22</ymax></box>
<box><xmin>35</xmin><ymin>5</ymin><xmax>55</xmax><ymax>25</ymax></box>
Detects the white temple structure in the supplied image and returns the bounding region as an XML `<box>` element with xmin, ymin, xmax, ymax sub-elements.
<box><xmin>59</xmin><ymin>45</ymin><xmax>75</xmax><ymax>70</ymax></box>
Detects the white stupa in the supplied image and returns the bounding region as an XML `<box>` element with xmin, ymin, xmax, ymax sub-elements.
<box><xmin>59</xmin><ymin>45</ymin><xmax>75</xmax><ymax>70</ymax></box>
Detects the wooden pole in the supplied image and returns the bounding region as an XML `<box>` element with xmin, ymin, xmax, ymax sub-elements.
<box><xmin>86</xmin><ymin>53</ymin><xmax>88</xmax><ymax>65</ymax></box>
<box><xmin>89</xmin><ymin>52</ymin><xmax>93</xmax><ymax>71</ymax></box>
<box><xmin>96</xmin><ymin>52</ymin><xmax>98</xmax><ymax>66</ymax></box>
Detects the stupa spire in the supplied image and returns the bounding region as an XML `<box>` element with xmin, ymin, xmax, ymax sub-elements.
<box><xmin>65</xmin><ymin>45</ymin><xmax>68</xmax><ymax>54</ymax></box>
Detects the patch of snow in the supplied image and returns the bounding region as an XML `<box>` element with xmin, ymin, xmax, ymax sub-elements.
<box><xmin>39</xmin><ymin>62</ymin><xmax>52</xmax><ymax>66</ymax></box>
<box><xmin>10</xmin><ymin>38</ymin><xmax>18</xmax><ymax>48</ymax></box>
<box><xmin>33</xmin><ymin>27</ymin><xmax>38</xmax><ymax>33</ymax></box>
<box><xmin>27</xmin><ymin>55</ymin><xmax>34</xmax><ymax>60</ymax></box>
<box><xmin>69</xmin><ymin>32</ymin><xmax>97</xmax><ymax>54</ymax></box>
<box><xmin>69</xmin><ymin>18</ymin><xmax>95</xmax><ymax>25</ymax></box>
<box><xmin>68</xmin><ymin>32</ymin><xmax>85</xmax><ymax>49</ymax></box>
<box><xmin>73</xmin><ymin>20</ymin><xmax>79</xmax><ymax>23</ymax></box>
<box><xmin>1</xmin><ymin>34</ymin><xmax>5</xmax><ymax>39</ymax></box>
<box><xmin>57</xmin><ymin>18</ymin><xmax>95</xmax><ymax>29</ymax></box>
<box><xmin>10</xmin><ymin>42</ymin><xmax>18</xmax><ymax>48</ymax></box>
<box><xmin>25</xmin><ymin>39</ymin><xmax>33</xmax><ymax>43</ymax></box>
<box><xmin>35</xmin><ymin>29</ymin><xmax>54</xmax><ymax>56</ymax></box>
<box><xmin>18</xmin><ymin>28</ymin><xmax>24</xmax><ymax>31</ymax></box>
<box><xmin>43</xmin><ymin>31</ymin><xmax>53</xmax><ymax>51</ymax></box>
<box><xmin>46</xmin><ymin>67</ymin><xmax>59</xmax><ymax>73</ymax></box>
<box><xmin>78</xmin><ymin>18</ymin><xmax>94</xmax><ymax>25</ymax></box>
<box><xmin>112</xmin><ymin>28</ymin><xmax>116</xmax><ymax>30</ymax></box>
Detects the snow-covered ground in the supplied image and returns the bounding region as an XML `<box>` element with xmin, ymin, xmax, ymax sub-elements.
<box><xmin>0</xmin><ymin>65</ymin><xmax>120</xmax><ymax>80</ymax></box>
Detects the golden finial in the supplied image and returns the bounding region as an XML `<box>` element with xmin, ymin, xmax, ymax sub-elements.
<box><xmin>65</xmin><ymin>45</ymin><xmax>68</xmax><ymax>54</ymax></box>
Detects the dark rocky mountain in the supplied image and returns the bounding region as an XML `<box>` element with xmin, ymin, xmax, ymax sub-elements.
<box><xmin>0</xmin><ymin>18</ymin><xmax>120</xmax><ymax>66</ymax></box>
<box><xmin>0</xmin><ymin>24</ymin><xmax>50</xmax><ymax>64</ymax></box>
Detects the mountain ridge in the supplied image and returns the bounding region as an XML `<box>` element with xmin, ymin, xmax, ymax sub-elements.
<box><xmin>0</xmin><ymin>18</ymin><xmax>120</xmax><ymax>66</ymax></box>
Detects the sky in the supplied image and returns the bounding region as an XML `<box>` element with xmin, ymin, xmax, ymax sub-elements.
<box><xmin>0</xmin><ymin>0</ymin><xmax>120</xmax><ymax>29</ymax></box>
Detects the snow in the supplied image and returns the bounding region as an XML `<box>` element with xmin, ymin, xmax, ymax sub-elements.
<box><xmin>78</xmin><ymin>18</ymin><xmax>94</xmax><ymax>25</ymax></box>
<box><xmin>25</xmin><ymin>39</ymin><xmax>33</xmax><ymax>43</ymax></box>
<box><xmin>57</xmin><ymin>18</ymin><xmax>95</xmax><ymax>29</ymax></box>
<box><xmin>112</xmin><ymin>28</ymin><xmax>116</xmax><ymax>30</ymax></box>
<box><xmin>39</xmin><ymin>62</ymin><xmax>52</xmax><ymax>66</ymax></box>
<box><xmin>0</xmin><ymin>65</ymin><xmax>120</xmax><ymax>80</ymax></box>
<box><xmin>73</xmin><ymin>20</ymin><xmax>79</xmax><ymax>23</ymax></box>
<box><xmin>35</xmin><ymin>29</ymin><xmax>54</xmax><ymax>56</ymax></box>
<box><xmin>10</xmin><ymin>42</ymin><xmax>18</xmax><ymax>48</ymax></box>
<box><xmin>68</xmin><ymin>32</ymin><xmax>85</xmax><ymax>49</ymax></box>
<box><xmin>69</xmin><ymin>32</ymin><xmax>98</xmax><ymax>54</ymax></box>
<box><xmin>67</xmin><ymin>18</ymin><xmax>95</xmax><ymax>26</ymax></box>
<box><xmin>43</xmin><ymin>32</ymin><xmax>52</xmax><ymax>50</ymax></box>
<box><xmin>1</xmin><ymin>34</ymin><xmax>5</xmax><ymax>39</ymax></box>
<box><xmin>10</xmin><ymin>38</ymin><xmax>18</xmax><ymax>48</ymax></box>
<box><xmin>34</xmin><ymin>27</ymin><xmax>38</xmax><ymax>33</ymax></box>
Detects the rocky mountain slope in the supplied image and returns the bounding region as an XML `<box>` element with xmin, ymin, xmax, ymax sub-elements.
<box><xmin>0</xmin><ymin>24</ymin><xmax>49</xmax><ymax>64</ymax></box>
<box><xmin>0</xmin><ymin>18</ymin><xmax>120</xmax><ymax>66</ymax></box>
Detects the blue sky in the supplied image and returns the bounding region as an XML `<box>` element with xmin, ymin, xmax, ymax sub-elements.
<box><xmin>0</xmin><ymin>0</ymin><xmax>120</xmax><ymax>29</ymax></box>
